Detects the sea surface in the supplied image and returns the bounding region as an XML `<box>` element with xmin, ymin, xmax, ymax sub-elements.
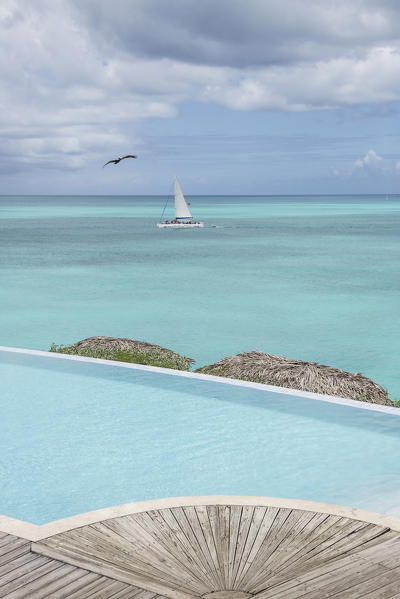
<box><xmin>1</xmin><ymin>194</ymin><xmax>399</xmax><ymax>398</ymax></box>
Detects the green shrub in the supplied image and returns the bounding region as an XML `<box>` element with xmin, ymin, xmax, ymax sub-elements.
<box><xmin>49</xmin><ymin>343</ymin><xmax>190</xmax><ymax>371</ymax></box>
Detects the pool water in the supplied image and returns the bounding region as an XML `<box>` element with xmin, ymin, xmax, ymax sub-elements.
<box><xmin>1</xmin><ymin>349</ymin><xmax>399</xmax><ymax>525</ymax></box>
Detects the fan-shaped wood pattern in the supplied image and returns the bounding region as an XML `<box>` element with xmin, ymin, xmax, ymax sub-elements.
<box><xmin>32</xmin><ymin>505</ymin><xmax>400</xmax><ymax>599</ymax></box>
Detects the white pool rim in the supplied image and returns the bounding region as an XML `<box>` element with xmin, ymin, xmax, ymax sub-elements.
<box><xmin>1</xmin><ymin>345</ymin><xmax>399</xmax><ymax>416</ymax></box>
<box><xmin>1</xmin><ymin>495</ymin><xmax>400</xmax><ymax>541</ymax></box>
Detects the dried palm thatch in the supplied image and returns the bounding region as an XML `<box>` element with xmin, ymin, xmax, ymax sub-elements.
<box><xmin>50</xmin><ymin>336</ymin><xmax>194</xmax><ymax>371</ymax></box>
<box><xmin>196</xmin><ymin>351</ymin><xmax>392</xmax><ymax>406</ymax></box>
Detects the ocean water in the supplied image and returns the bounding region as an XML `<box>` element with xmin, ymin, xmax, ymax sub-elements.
<box><xmin>0</xmin><ymin>194</ymin><xmax>399</xmax><ymax>398</ymax></box>
<box><xmin>1</xmin><ymin>350</ymin><xmax>400</xmax><ymax>524</ymax></box>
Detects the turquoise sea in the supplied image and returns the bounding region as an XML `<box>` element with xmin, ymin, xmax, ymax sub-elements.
<box><xmin>1</xmin><ymin>194</ymin><xmax>399</xmax><ymax>398</ymax></box>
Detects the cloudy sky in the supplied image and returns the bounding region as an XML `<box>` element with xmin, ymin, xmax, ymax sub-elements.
<box><xmin>1</xmin><ymin>0</ymin><xmax>400</xmax><ymax>194</ymax></box>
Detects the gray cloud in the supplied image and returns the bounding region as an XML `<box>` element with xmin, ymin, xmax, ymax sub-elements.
<box><xmin>71</xmin><ymin>0</ymin><xmax>400</xmax><ymax>68</ymax></box>
<box><xmin>2</xmin><ymin>0</ymin><xmax>400</xmax><ymax>180</ymax></box>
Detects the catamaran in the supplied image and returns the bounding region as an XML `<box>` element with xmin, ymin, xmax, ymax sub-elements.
<box><xmin>157</xmin><ymin>176</ymin><xmax>204</xmax><ymax>228</ymax></box>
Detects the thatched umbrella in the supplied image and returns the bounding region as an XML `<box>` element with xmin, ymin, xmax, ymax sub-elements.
<box><xmin>50</xmin><ymin>336</ymin><xmax>194</xmax><ymax>371</ymax></box>
<box><xmin>196</xmin><ymin>351</ymin><xmax>392</xmax><ymax>406</ymax></box>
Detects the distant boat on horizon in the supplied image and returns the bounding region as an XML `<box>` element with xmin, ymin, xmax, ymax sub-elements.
<box><xmin>157</xmin><ymin>176</ymin><xmax>204</xmax><ymax>228</ymax></box>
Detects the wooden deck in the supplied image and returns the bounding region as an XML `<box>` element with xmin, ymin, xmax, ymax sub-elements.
<box><xmin>0</xmin><ymin>531</ymin><xmax>166</xmax><ymax>598</ymax></box>
<box><xmin>2</xmin><ymin>502</ymin><xmax>400</xmax><ymax>598</ymax></box>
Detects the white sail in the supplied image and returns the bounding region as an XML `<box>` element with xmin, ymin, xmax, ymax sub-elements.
<box><xmin>174</xmin><ymin>176</ymin><xmax>192</xmax><ymax>220</ymax></box>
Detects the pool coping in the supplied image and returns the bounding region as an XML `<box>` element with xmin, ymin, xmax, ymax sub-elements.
<box><xmin>1</xmin><ymin>345</ymin><xmax>399</xmax><ymax>416</ymax></box>
<box><xmin>2</xmin><ymin>495</ymin><xmax>400</xmax><ymax>541</ymax></box>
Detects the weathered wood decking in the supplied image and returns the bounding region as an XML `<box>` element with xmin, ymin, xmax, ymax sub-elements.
<box><xmin>2</xmin><ymin>502</ymin><xmax>400</xmax><ymax>598</ymax></box>
<box><xmin>0</xmin><ymin>530</ymin><xmax>166</xmax><ymax>598</ymax></box>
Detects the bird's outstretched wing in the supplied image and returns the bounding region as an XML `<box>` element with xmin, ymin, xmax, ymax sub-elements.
<box><xmin>103</xmin><ymin>159</ymin><xmax>117</xmax><ymax>167</ymax></box>
<box><xmin>102</xmin><ymin>155</ymin><xmax>137</xmax><ymax>167</ymax></box>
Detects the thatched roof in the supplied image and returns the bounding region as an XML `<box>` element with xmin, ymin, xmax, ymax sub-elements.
<box><xmin>53</xmin><ymin>336</ymin><xmax>194</xmax><ymax>369</ymax></box>
<box><xmin>196</xmin><ymin>351</ymin><xmax>392</xmax><ymax>406</ymax></box>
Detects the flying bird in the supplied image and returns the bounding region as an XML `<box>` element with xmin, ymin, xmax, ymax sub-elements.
<box><xmin>103</xmin><ymin>155</ymin><xmax>137</xmax><ymax>167</ymax></box>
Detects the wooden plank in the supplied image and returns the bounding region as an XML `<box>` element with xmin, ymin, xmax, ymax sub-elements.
<box><xmin>0</xmin><ymin>536</ymin><xmax>27</xmax><ymax>558</ymax></box>
<box><xmin>44</xmin><ymin>528</ymin><xmax>192</xmax><ymax>594</ymax></box>
<box><xmin>169</xmin><ymin>507</ymin><xmax>217</xmax><ymax>588</ymax></box>
<box><xmin>5</xmin><ymin>564</ymin><xmax>85</xmax><ymax>599</ymax></box>
<box><xmin>0</xmin><ymin>553</ymin><xmax>49</xmax><ymax>585</ymax></box>
<box><xmin>139</xmin><ymin>510</ymin><xmax>209</xmax><ymax>583</ymax></box>
<box><xmin>254</xmin><ymin>512</ymin><xmax>332</xmax><ymax>591</ymax></box>
<box><xmin>236</xmin><ymin>505</ymin><xmax>281</xmax><ymax>589</ymax></box>
<box><xmin>69</xmin><ymin>520</ymin><xmax>195</xmax><ymax>590</ymax></box>
<box><xmin>0</xmin><ymin>561</ymin><xmax>67</xmax><ymax>598</ymax></box>
<box><xmin>76</xmin><ymin>579</ymin><xmax>130</xmax><ymax>599</ymax></box>
<box><xmin>252</xmin><ymin>511</ymin><xmax>324</xmax><ymax>587</ymax></box>
<box><xmin>182</xmin><ymin>505</ymin><xmax>222</xmax><ymax>588</ymax></box>
<box><xmin>108</xmin><ymin>592</ymin><xmax>158</xmax><ymax>599</ymax></box>
<box><xmin>228</xmin><ymin>505</ymin><xmax>254</xmax><ymax>587</ymax></box>
<box><xmin>104</xmin><ymin>516</ymin><xmax>207</xmax><ymax>593</ymax></box>
<box><xmin>344</xmin><ymin>530</ymin><xmax>399</xmax><ymax>556</ymax></box>
<box><xmin>236</xmin><ymin>506</ymin><xmax>271</xmax><ymax>579</ymax></box>
<box><xmin>356</xmin><ymin>537</ymin><xmax>400</xmax><ymax>569</ymax></box>
<box><xmin>143</xmin><ymin>508</ymin><xmax>214</xmax><ymax>591</ymax></box>
<box><xmin>253</xmin><ymin>545</ymin><xmax>394</xmax><ymax>598</ymax></box>
<box><xmin>236</xmin><ymin>507</ymin><xmax>293</xmax><ymax>591</ymax></box>
<box><xmin>0</xmin><ymin>542</ymin><xmax>31</xmax><ymax>567</ymax></box>
<box><xmin>42</xmin><ymin>571</ymin><xmax>100</xmax><ymax>598</ymax></box>
<box><xmin>0</xmin><ymin>550</ymin><xmax>38</xmax><ymax>579</ymax></box>
<box><xmin>261</xmin><ymin>513</ymin><xmax>341</xmax><ymax>584</ymax></box>
<box><xmin>0</xmin><ymin>535</ymin><xmax>17</xmax><ymax>549</ymax></box>
<box><xmin>107</xmin><ymin>588</ymin><xmax>158</xmax><ymax>599</ymax></box>
<box><xmin>299</xmin><ymin>565</ymin><xmax>400</xmax><ymax>599</ymax></box>
<box><xmin>227</xmin><ymin>505</ymin><xmax>242</xmax><ymax>588</ymax></box>
<box><xmin>289</xmin><ymin>560</ymin><xmax>388</xmax><ymax>599</ymax></box>
<box><xmin>65</xmin><ymin>576</ymin><xmax>127</xmax><ymax>599</ymax></box>
<box><xmin>304</xmin><ymin>523</ymin><xmax>389</xmax><ymax>564</ymax></box>
<box><xmin>255</xmin><ymin>555</ymin><xmax>356</xmax><ymax>599</ymax></box>
<box><xmin>240</xmin><ymin>508</ymin><xmax>312</xmax><ymax>590</ymax></box>
<box><xmin>206</xmin><ymin>504</ymin><xmax>227</xmax><ymax>588</ymax></box>
<box><xmin>194</xmin><ymin>504</ymin><xmax>225</xmax><ymax>588</ymax></box>
<box><xmin>33</xmin><ymin>539</ymin><xmax>198</xmax><ymax>599</ymax></box>
<box><xmin>262</xmin><ymin>518</ymin><xmax>372</xmax><ymax>585</ymax></box>
<box><xmin>361</xmin><ymin>579</ymin><xmax>400</xmax><ymax>599</ymax></box>
<box><xmin>218</xmin><ymin>505</ymin><xmax>231</xmax><ymax>588</ymax></box>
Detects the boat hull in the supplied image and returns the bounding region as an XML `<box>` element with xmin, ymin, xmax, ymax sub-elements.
<box><xmin>157</xmin><ymin>222</ymin><xmax>204</xmax><ymax>228</ymax></box>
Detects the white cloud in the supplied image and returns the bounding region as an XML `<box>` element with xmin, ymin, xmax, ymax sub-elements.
<box><xmin>354</xmin><ymin>149</ymin><xmax>383</xmax><ymax>168</ymax></box>
<box><xmin>334</xmin><ymin>148</ymin><xmax>400</xmax><ymax>180</ymax></box>
<box><xmin>2</xmin><ymin>0</ymin><xmax>400</xmax><ymax>176</ymax></box>
<box><xmin>203</xmin><ymin>46</ymin><xmax>400</xmax><ymax>111</ymax></box>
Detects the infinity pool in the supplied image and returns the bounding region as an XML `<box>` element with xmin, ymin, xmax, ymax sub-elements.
<box><xmin>1</xmin><ymin>348</ymin><xmax>400</xmax><ymax>525</ymax></box>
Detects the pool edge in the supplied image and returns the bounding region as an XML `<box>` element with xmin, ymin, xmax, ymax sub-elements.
<box><xmin>1</xmin><ymin>345</ymin><xmax>399</xmax><ymax>416</ymax></box>
<box><xmin>2</xmin><ymin>495</ymin><xmax>400</xmax><ymax>541</ymax></box>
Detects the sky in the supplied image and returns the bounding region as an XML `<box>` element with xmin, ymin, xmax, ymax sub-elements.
<box><xmin>1</xmin><ymin>0</ymin><xmax>400</xmax><ymax>195</ymax></box>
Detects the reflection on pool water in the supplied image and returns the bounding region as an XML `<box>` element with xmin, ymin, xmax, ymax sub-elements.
<box><xmin>1</xmin><ymin>348</ymin><xmax>400</xmax><ymax>525</ymax></box>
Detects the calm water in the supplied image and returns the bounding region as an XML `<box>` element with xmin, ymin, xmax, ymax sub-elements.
<box><xmin>1</xmin><ymin>194</ymin><xmax>399</xmax><ymax>398</ymax></box>
<box><xmin>1</xmin><ymin>350</ymin><xmax>400</xmax><ymax>524</ymax></box>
